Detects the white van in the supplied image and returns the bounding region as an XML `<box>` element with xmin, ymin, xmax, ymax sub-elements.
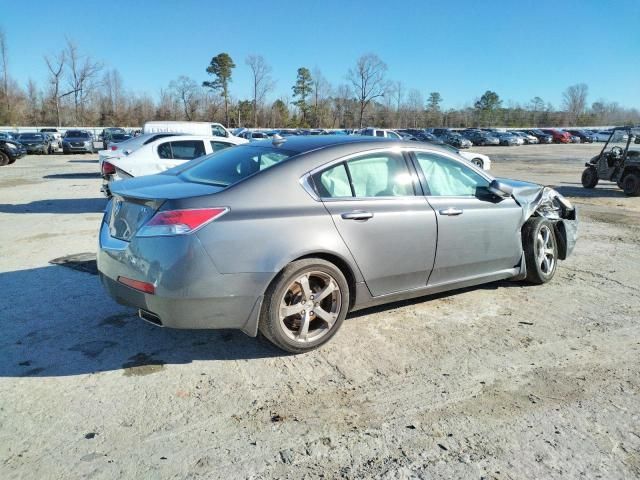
<box><xmin>142</xmin><ymin>121</ymin><xmax>234</xmax><ymax>138</ymax></box>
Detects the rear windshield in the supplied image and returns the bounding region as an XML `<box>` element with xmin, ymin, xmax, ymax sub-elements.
<box><xmin>180</xmin><ymin>145</ymin><xmax>295</xmax><ymax>187</ymax></box>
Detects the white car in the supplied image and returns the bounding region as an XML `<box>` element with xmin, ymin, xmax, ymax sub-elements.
<box><xmin>98</xmin><ymin>132</ymin><xmax>183</xmax><ymax>169</ymax></box>
<box><xmin>459</xmin><ymin>150</ymin><xmax>491</xmax><ymax>170</ymax></box>
<box><xmin>100</xmin><ymin>134</ymin><xmax>248</xmax><ymax>196</ymax></box>
<box><xmin>358</xmin><ymin>128</ymin><xmax>403</xmax><ymax>139</ymax></box>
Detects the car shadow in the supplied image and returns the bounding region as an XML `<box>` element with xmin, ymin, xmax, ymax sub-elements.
<box><xmin>0</xmin><ymin>264</ymin><xmax>285</xmax><ymax>378</ymax></box>
<box><xmin>68</xmin><ymin>159</ymin><xmax>99</xmax><ymax>164</ymax></box>
<box><xmin>347</xmin><ymin>280</ymin><xmax>523</xmax><ymax>319</ymax></box>
<box><xmin>553</xmin><ymin>185</ymin><xmax>625</xmax><ymax>199</ymax></box>
<box><xmin>43</xmin><ymin>172</ymin><xmax>101</xmax><ymax>179</ymax></box>
<box><xmin>0</xmin><ymin>198</ymin><xmax>107</xmax><ymax>214</ymax></box>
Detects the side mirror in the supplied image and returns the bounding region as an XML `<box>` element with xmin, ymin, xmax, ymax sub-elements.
<box><xmin>488</xmin><ymin>179</ymin><xmax>513</xmax><ymax>198</ymax></box>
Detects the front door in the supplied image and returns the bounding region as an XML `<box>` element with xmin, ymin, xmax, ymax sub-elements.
<box><xmin>411</xmin><ymin>150</ymin><xmax>523</xmax><ymax>287</ymax></box>
<box><xmin>312</xmin><ymin>150</ymin><xmax>437</xmax><ymax>297</ymax></box>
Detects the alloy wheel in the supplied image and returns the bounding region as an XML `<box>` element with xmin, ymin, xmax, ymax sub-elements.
<box><xmin>279</xmin><ymin>271</ymin><xmax>342</xmax><ymax>343</ymax></box>
<box><xmin>535</xmin><ymin>225</ymin><xmax>555</xmax><ymax>275</ymax></box>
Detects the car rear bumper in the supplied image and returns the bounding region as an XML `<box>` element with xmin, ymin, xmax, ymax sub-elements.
<box><xmin>97</xmin><ymin>221</ymin><xmax>271</xmax><ymax>336</ymax></box>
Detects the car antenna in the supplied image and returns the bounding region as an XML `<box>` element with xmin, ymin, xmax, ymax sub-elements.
<box><xmin>272</xmin><ymin>134</ymin><xmax>286</xmax><ymax>146</ymax></box>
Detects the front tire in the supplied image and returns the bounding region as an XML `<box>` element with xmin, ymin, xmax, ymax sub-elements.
<box><xmin>471</xmin><ymin>158</ymin><xmax>484</xmax><ymax>168</ymax></box>
<box><xmin>259</xmin><ymin>258</ymin><xmax>349</xmax><ymax>353</ymax></box>
<box><xmin>522</xmin><ymin>217</ymin><xmax>558</xmax><ymax>284</ymax></box>
<box><xmin>622</xmin><ymin>173</ymin><xmax>640</xmax><ymax>196</ymax></box>
<box><xmin>581</xmin><ymin>167</ymin><xmax>598</xmax><ymax>188</ymax></box>
<box><xmin>0</xmin><ymin>151</ymin><xmax>9</xmax><ymax>166</ymax></box>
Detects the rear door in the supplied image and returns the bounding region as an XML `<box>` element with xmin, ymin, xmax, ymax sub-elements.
<box><xmin>410</xmin><ymin>150</ymin><xmax>523</xmax><ymax>287</ymax></box>
<box><xmin>311</xmin><ymin>149</ymin><xmax>437</xmax><ymax>297</ymax></box>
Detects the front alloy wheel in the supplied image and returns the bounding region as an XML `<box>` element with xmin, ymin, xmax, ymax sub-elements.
<box><xmin>259</xmin><ymin>259</ymin><xmax>349</xmax><ymax>353</ymax></box>
<box><xmin>522</xmin><ymin>217</ymin><xmax>558</xmax><ymax>284</ymax></box>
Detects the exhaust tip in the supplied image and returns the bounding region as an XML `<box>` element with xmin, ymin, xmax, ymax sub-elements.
<box><xmin>138</xmin><ymin>309</ymin><xmax>162</xmax><ymax>326</ymax></box>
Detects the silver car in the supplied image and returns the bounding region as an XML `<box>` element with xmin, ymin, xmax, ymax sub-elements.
<box><xmin>98</xmin><ymin>136</ymin><xmax>578</xmax><ymax>353</ymax></box>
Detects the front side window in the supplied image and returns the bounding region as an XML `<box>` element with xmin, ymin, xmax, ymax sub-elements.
<box><xmin>211</xmin><ymin>125</ymin><xmax>228</xmax><ymax>137</ymax></box>
<box><xmin>415</xmin><ymin>152</ymin><xmax>489</xmax><ymax>196</ymax></box>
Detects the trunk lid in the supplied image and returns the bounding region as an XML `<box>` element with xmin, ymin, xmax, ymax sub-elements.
<box><xmin>107</xmin><ymin>173</ymin><xmax>225</xmax><ymax>241</ymax></box>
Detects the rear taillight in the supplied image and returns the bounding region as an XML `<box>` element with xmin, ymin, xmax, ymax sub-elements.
<box><xmin>137</xmin><ymin>208</ymin><xmax>228</xmax><ymax>237</ymax></box>
<box><xmin>118</xmin><ymin>276</ymin><xmax>155</xmax><ymax>294</ymax></box>
<box><xmin>110</xmin><ymin>145</ymin><xmax>118</xmax><ymax>151</ymax></box>
<box><xmin>102</xmin><ymin>161</ymin><xmax>116</xmax><ymax>175</ymax></box>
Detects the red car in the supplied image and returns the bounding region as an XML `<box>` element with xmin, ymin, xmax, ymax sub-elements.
<box><xmin>542</xmin><ymin>129</ymin><xmax>571</xmax><ymax>143</ymax></box>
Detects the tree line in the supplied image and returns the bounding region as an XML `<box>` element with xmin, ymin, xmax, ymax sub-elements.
<box><xmin>0</xmin><ymin>30</ymin><xmax>638</xmax><ymax>129</ymax></box>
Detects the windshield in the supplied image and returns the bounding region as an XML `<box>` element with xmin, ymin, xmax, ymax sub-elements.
<box><xmin>65</xmin><ymin>131</ymin><xmax>89</xmax><ymax>138</ymax></box>
<box><xmin>180</xmin><ymin>145</ymin><xmax>296</xmax><ymax>187</ymax></box>
<box><xmin>19</xmin><ymin>134</ymin><xmax>44</xmax><ymax>140</ymax></box>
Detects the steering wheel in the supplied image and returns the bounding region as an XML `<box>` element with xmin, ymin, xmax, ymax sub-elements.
<box><xmin>610</xmin><ymin>146</ymin><xmax>624</xmax><ymax>159</ymax></box>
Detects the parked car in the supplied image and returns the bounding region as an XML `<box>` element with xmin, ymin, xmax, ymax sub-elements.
<box><xmin>592</xmin><ymin>130</ymin><xmax>619</xmax><ymax>142</ymax></box>
<box><xmin>461</xmin><ymin>130</ymin><xmax>500</xmax><ymax>146</ymax></box>
<box><xmin>101</xmin><ymin>134</ymin><xmax>248</xmax><ymax>196</ymax></box>
<box><xmin>98</xmin><ymin>136</ymin><xmax>577</xmax><ymax>353</ymax></box>
<box><xmin>524</xmin><ymin>130</ymin><xmax>553</xmax><ymax>144</ymax></box>
<box><xmin>510</xmin><ymin>131</ymin><xmax>539</xmax><ymax>144</ymax></box>
<box><xmin>103</xmin><ymin>132</ymin><xmax>132</xmax><ymax>150</ymax></box>
<box><xmin>40</xmin><ymin>127</ymin><xmax>63</xmax><ymax>145</ymax></box>
<box><xmin>439</xmin><ymin>131</ymin><xmax>472</xmax><ymax>149</ymax></box>
<box><xmin>62</xmin><ymin>130</ymin><xmax>95</xmax><ymax>153</ymax></box>
<box><xmin>101</xmin><ymin>128</ymin><xmax>128</xmax><ymax>149</ymax></box>
<box><xmin>358</xmin><ymin>128</ymin><xmax>403</xmax><ymax>139</ymax></box>
<box><xmin>43</xmin><ymin>133</ymin><xmax>63</xmax><ymax>153</ymax></box>
<box><xmin>0</xmin><ymin>137</ymin><xmax>26</xmax><ymax>165</ymax></box>
<box><xmin>239</xmin><ymin>131</ymin><xmax>270</xmax><ymax>141</ymax></box>
<box><xmin>540</xmin><ymin>129</ymin><xmax>571</xmax><ymax>144</ymax></box>
<box><xmin>17</xmin><ymin>133</ymin><xmax>52</xmax><ymax>154</ymax></box>
<box><xmin>98</xmin><ymin>133</ymin><xmax>184</xmax><ymax>172</ymax></box>
<box><xmin>0</xmin><ymin>131</ymin><xmax>18</xmax><ymax>141</ymax></box>
<box><xmin>494</xmin><ymin>132</ymin><xmax>521</xmax><ymax>146</ymax></box>
<box><xmin>566</xmin><ymin>129</ymin><xmax>596</xmax><ymax>143</ymax></box>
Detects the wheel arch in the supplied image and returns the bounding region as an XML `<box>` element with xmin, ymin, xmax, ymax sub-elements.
<box><xmin>265</xmin><ymin>251</ymin><xmax>359</xmax><ymax>310</ymax></box>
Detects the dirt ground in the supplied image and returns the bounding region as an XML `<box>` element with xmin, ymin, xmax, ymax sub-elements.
<box><xmin>0</xmin><ymin>144</ymin><xmax>638</xmax><ymax>479</ymax></box>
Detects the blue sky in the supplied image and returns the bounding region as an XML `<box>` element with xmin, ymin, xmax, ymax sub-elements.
<box><xmin>2</xmin><ymin>0</ymin><xmax>639</xmax><ymax>109</ymax></box>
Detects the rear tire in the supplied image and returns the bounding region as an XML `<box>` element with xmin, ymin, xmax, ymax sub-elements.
<box><xmin>471</xmin><ymin>158</ymin><xmax>484</xmax><ymax>168</ymax></box>
<box><xmin>622</xmin><ymin>173</ymin><xmax>640</xmax><ymax>196</ymax></box>
<box><xmin>522</xmin><ymin>217</ymin><xmax>558</xmax><ymax>285</ymax></box>
<box><xmin>581</xmin><ymin>167</ymin><xmax>598</xmax><ymax>188</ymax></box>
<box><xmin>0</xmin><ymin>151</ymin><xmax>9</xmax><ymax>166</ymax></box>
<box><xmin>259</xmin><ymin>258</ymin><xmax>349</xmax><ymax>354</ymax></box>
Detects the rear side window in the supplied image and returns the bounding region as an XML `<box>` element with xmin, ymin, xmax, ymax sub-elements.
<box><xmin>157</xmin><ymin>140</ymin><xmax>206</xmax><ymax>160</ymax></box>
<box><xmin>375</xmin><ymin>131</ymin><xmax>385</xmax><ymax>137</ymax></box>
<box><xmin>312</xmin><ymin>152</ymin><xmax>414</xmax><ymax>198</ymax></box>
<box><xmin>180</xmin><ymin>146</ymin><xmax>295</xmax><ymax>187</ymax></box>
<box><xmin>210</xmin><ymin>141</ymin><xmax>233</xmax><ymax>152</ymax></box>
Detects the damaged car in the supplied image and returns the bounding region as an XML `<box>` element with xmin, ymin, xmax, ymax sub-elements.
<box><xmin>581</xmin><ymin>126</ymin><xmax>640</xmax><ymax>196</ymax></box>
<box><xmin>98</xmin><ymin>136</ymin><xmax>578</xmax><ymax>353</ymax></box>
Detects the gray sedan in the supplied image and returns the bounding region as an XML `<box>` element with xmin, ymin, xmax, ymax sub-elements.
<box><xmin>98</xmin><ymin>136</ymin><xmax>578</xmax><ymax>353</ymax></box>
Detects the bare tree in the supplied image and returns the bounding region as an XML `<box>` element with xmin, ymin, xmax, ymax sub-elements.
<box><xmin>169</xmin><ymin>76</ymin><xmax>200</xmax><ymax>120</ymax></box>
<box><xmin>562</xmin><ymin>83</ymin><xmax>588</xmax><ymax>124</ymax></box>
<box><xmin>245</xmin><ymin>54</ymin><xmax>274</xmax><ymax>126</ymax></box>
<box><xmin>25</xmin><ymin>79</ymin><xmax>41</xmax><ymax>125</ymax></box>
<box><xmin>311</xmin><ymin>68</ymin><xmax>331</xmax><ymax>127</ymax></box>
<box><xmin>0</xmin><ymin>28</ymin><xmax>11</xmax><ymax>123</ymax></box>
<box><xmin>65</xmin><ymin>39</ymin><xmax>102</xmax><ymax>124</ymax></box>
<box><xmin>347</xmin><ymin>54</ymin><xmax>388</xmax><ymax>128</ymax></box>
<box><xmin>405</xmin><ymin>89</ymin><xmax>424</xmax><ymax>128</ymax></box>
<box><xmin>44</xmin><ymin>50</ymin><xmax>65</xmax><ymax>126</ymax></box>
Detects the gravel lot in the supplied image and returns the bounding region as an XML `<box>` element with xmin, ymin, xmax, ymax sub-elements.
<box><xmin>1</xmin><ymin>144</ymin><xmax>639</xmax><ymax>479</ymax></box>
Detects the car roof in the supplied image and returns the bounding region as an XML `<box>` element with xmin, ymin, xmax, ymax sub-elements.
<box><xmin>248</xmin><ymin>135</ymin><xmax>464</xmax><ymax>159</ymax></box>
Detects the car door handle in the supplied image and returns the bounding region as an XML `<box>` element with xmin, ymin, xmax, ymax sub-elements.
<box><xmin>341</xmin><ymin>210</ymin><xmax>374</xmax><ymax>221</ymax></box>
<box><xmin>439</xmin><ymin>207</ymin><xmax>463</xmax><ymax>216</ymax></box>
